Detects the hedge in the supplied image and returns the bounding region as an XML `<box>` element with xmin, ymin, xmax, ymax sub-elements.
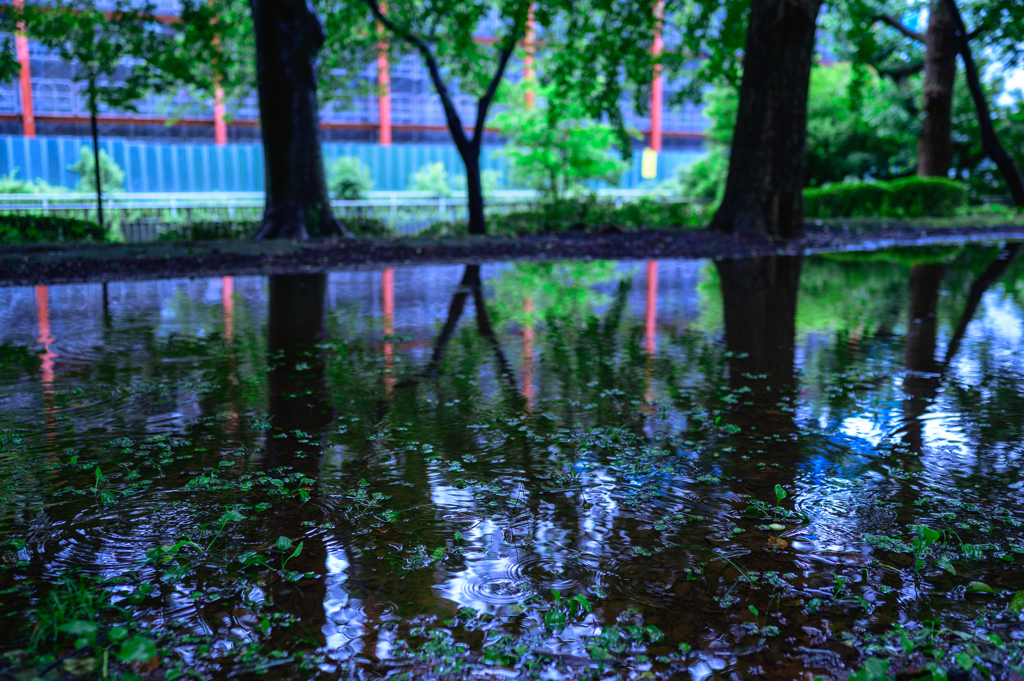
<box><xmin>157</xmin><ymin>216</ymin><xmax>393</xmax><ymax>241</ymax></box>
<box><xmin>0</xmin><ymin>215</ymin><xmax>106</xmax><ymax>243</ymax></box>
<box><xmin>804</xmin><ymin>177</ymin><xmax>968</xmax><ymax>219</ymax></box>
<box><xmin>488</xmin><ymin>197</ymin><xmax>705</xmax><ymax>235</ymax></box>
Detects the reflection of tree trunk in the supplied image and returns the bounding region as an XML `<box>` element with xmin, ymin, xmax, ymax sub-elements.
<box><xmin>944</xmin><ymin>244</ymin><xmax>1024</xmax><ymax>365</ymax></box>
<box><xmin>471</xmin><ymin>282</ymin><xmax>518</xmax><ymax>392</ymax></box>
<box><xmin>422</xmin><ymin>266</ymin><xmax>478</xmax><ymax>378</ymax></box>
<box><xmin>250</xmin><ymin>0</ymin><xmax>342</xmax><ymax>239</ymax></box>
<box><xmin>716</xmin><ymin>257</ymin><xmax>801</xmax><ymax>567</ymax></box>
<box><xmin>901</xmin><ymin>264</ymin><xmax>945</xmax><ymax>452</ymax></box>
<box><xmin>264</xmin><ymin>273</ymin><xmax>332</xmax><ymax>649</ymax></box>
<box><xmin>718</xmin><ymin>256</ymin><xmax>802</xmax><ymax>413</ymax></box>
<box><xmin>709</xmin><ymin>0</ymin><xmax>821</xmax><ymax>239</ymax></box>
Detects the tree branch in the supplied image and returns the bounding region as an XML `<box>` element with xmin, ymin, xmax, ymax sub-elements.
<box><xmin>472</xmin><ymin>8</ymin><xmax>528</xmax><ymax>148</ymax></box>
<box><xmin>876</xmin><ymin>60</ymin><xmax>925</xmax><ymax>83</ymax></box>
<box><xmin>941</xmin><ymin>0</ymin><xmax>1024</xmax><ymax>206</ymax></box>
<box><xmin>874</xmin><ymin>14</ymin><xmax>924</xmax><ymax>43</ymax></box>
<box><xmin>364</xmin><ymin>0</ymin><xmax>470</xmax><ymax>153</ymax></box>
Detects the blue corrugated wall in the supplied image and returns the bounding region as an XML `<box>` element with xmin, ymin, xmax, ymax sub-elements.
<box><xmin>0</xmin><ymin>136</ymin><xmax>702</xmax><ymax>193</ymax></box>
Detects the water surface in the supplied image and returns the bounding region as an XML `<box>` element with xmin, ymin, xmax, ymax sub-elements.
<box><xmin>2</xmin><ymin>248</ymin><xmax>1024</xmax><ymax>679</ymax></box>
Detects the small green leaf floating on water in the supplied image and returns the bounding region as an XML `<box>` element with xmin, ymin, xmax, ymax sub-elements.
<box><xmin>1008</xmin><ymin>590</ymin><xmax>1024</xmax><ymax>615</ymax></box>
<box><xmin>966</xmin><ymin>581</ymin><xmax>997</xmax><ymax>594</ymax></box>
<box><xmin>117</xmin><ymin>635</ymin><xmax>157</xmax><ymax>663</ymax></box>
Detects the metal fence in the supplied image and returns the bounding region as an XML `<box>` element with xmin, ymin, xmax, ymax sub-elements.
<box><xmin>0</xmin><ymin>189</ymin><xmax>699</xmax><ymax>240</ymax></box>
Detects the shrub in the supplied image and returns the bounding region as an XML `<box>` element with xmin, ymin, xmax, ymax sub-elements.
<box><xmin>328</xmin><ymin>156</ymin><xmax>374</xmax><ymax>200</ymax></box>
<box><xmin>804</xmin><ymin>182</ymin><xmax>891</xmax><ymax>218</ymax></box>
<box><xmin>158</xmin><ymin>216</ymin><xmax>393</xmax><ymax>241</ymax></box>
<box><xmin>408</xmin><ymin>162</ymin><xmax>453</xmax><ymax>197</ymax></box>
<box><xmin>804</xmin><ymin>177</ymin><xmax>968</xmax><ymax>219</ymax></box>
<box><xmin>884</xmin><ymin>176</ymin><xmax>967</xmax><ymax>218</ymax></box>
<box><xmin>0</xmin><ymin>214</ymin><xmax>105</xmax><ymax>242</ymax></box>
<box><xmin>0</xmin><ymin>170</ymin><xmax>68</xmax><ymax>194</ymax></box>
<box><xmin>68</xmin><ymin>147</ymin><xmax>125</xmax><ymax>193</ymax></box>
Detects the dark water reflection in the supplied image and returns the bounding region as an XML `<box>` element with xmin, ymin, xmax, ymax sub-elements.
<box><xmin>2</xmin><ymin>248</ymin><xmax>1024</xmax><ymax>679</ymax></box>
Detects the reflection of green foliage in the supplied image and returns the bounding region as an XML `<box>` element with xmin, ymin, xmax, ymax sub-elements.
<box><xmin>491</xmin><ymin>261</ymin><xmax>623</xmax><ymax>328</ymax></box>
<box><xmin>0</xmin><ymin>344</ymin><xmax>42</xmax><ymax>380</ymax></box>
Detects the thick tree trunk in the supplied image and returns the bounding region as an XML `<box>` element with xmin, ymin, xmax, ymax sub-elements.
<box><xmin>463</xmin><ymin>150</ymin><xmax>486</xmax><ymax>236</ymax></box>
<box><xmin>709</xmin><ymin>0</ymin><xmax>821</xmax><ymax>239</ymax></box>
<box><xmin>250</xmin><ymin>0</ymin><xmax>342</xmax><ymax>239</ymax></box>
<box><xmin>917</xmin><ymin>0</ymin><xmax>958</xmax><ymax>177</ymax></box>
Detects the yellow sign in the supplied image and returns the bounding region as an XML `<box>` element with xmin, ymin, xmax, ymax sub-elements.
<box><xmin>641</xmin><ymin>147</ymin><xmax>658</xmax><ymax>180</ymax></box>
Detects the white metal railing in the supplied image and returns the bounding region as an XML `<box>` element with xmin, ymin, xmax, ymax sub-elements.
<box><xmin>0</xmin><ymin>189</ymin><xmax>704</xmax><ymax>240</ymax></box>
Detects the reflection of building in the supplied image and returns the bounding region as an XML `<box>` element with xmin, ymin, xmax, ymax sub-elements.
<box><xmin>0</xmin><ymin>5</ymin><xmax>708</xmax><ymax>148</ymax></box>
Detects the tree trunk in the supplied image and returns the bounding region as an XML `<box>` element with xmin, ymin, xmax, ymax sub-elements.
<box><xmin>917</xmin><ymin>0</ymin><xmax>957</xmax><ymax>177</ymax></box>
<box><xmin>89</xmin><ymin>88</ymin><xmax>104</xmax><ymax>232</ymax></box>
<box><xmin>709</xmin><ymin>0</ymin><xmax>822</xmax><ymax>239</ymax></box>
<box><xmin>250</xmin><ymin>0</ymin><xmax>343</xmax><ymax>239</ymax></box>
<box><xmin>940</xmin><ymin>0</ymin><xmax>1024</xmax><ymax>206</ymax></box>
<box><xmin>463</xmin><ymin>149</ymin><xmax>486</xmax><ymax>236</ymax></box>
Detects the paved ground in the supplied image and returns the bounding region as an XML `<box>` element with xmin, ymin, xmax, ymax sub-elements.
<box><xmin>3</xmin><ymin>222</ymin><xmax>1024</xmax><ymax>286</ymax></box>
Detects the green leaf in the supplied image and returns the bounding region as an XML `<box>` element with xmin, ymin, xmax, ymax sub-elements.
<box><xmin>544</xmin><ymin>610</ymin><xmax>567</xmax><ymax>630</ymax></box>
<box><xmin>748</xmin><ymin>605</ymin><xmax>759</xmax><ymax>617</ymax></box>
<box><xmin>936</xmin><ymin>558</ymin><xmax>956</xmax><ymax>575</ymax></box>
<box><xmin>966</xmin><ymin>581</ymin><xmax>997</xmax><ymax>594</ymax></box>
<box><xmin>275</xmin><ymin>536</ymin><xmax>293</xmax><ymax>552</ymax></box>
<box><xmin>955</xmin><ymin>652</ymin><xmax>974</xmax><ymax>671</ymax></box>
<box><xmin>1008</xmin><ymin>590</ymin><xmax>1024</xmax><ymax>616</ymax></box>
<box><xmin>218</xmin><ymin>509</ymin><xmax>245</xmax><ymax>525</ymax></box>
<box><xmin>774</xmin><ymin>484</ymin><xmax>787</xmax><ymax>503</ymax></box>
<box><xmin>117</xmin><ymin>635</ymin><xmax>157</xmax><ymax>663</ymax></box>
<box><xmin>59</xmin><ymin>620</ymin><xmax>98</xmax><ymax>638</ymax></box>
<box><xmin>288</xmin><ymin>541</ymin><xmax>304</xmax><ymax>561</ymax></box>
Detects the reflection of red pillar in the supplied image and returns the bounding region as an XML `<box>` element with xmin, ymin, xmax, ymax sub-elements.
<box><xmin>649</xmin><ymin>0</ymin><xmax>664</xmax><ymax>152</ymax></box>
<box><xmin>222</xmin><ymin>276</ymin><xmax>235</xmax><ymax>343</ymax></box>
<box><xmin>644</xmin><ymin>260</ymin><xmax>658</xmax><ymax>355</ymax></box>
<box><xmin>524</xmin><ymin>4</ymin><xmax>536</xmax><ymax>109</ymax></box>
<box><xmin>214</xmin><ymin>86</ymin><xmax>228</xmax><ymax>146</ymax></box>
<box><xmin>382</xmin><ymin>268</ymin><xmax>395</xmax><ymax>393</ymax></box>
<box><xmin>222</xmin><ymin>276</ymin><xmax>239</xmax><ymax>430</ymax></box>
<box><xmin>15</xmin><ymin>0</ymin><xmax>35</xmax><ymax>138</ymax></box>
<box><xmin>644</xmin><ymin>261</ymin><xmax>658</xmax><ymax>411</ymax></box>
<box><xmin>521</xmin><ymin>296</ymin><xmax>535</xmax><ymax>407</ymax></box>
<box><xmin>377</xmin><ymin>5</ymin><xmax>392</xmax><ymax>147</ymax></box>
<box><xmin>36</xmin><ymin>286</ymin><xmax>56</xmax><ymax>446</ymax></box>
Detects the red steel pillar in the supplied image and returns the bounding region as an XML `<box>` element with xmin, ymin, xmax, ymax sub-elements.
<box><xmin>649</xmin><ymin>0</ymin><xmax>664</xmax><ymax>152</ymax></box>
<box><xmin>15</xmin><ymin>0</ymin><xmax>35</xmax><ymax>138</ymax></box>
<box><xmin>524</xmin><ymin>4</ymin><xmax>536</xmax><ymax>109</ymax></box>
<box><xmin>377</xmin><ymin>4</ymin><xmax>392</xmax><ymax>147</ymax></box>
<box><xmin>214</xmin><ymin>86</ymin><xmax>228</xmax><ymax>146</ymax></box>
